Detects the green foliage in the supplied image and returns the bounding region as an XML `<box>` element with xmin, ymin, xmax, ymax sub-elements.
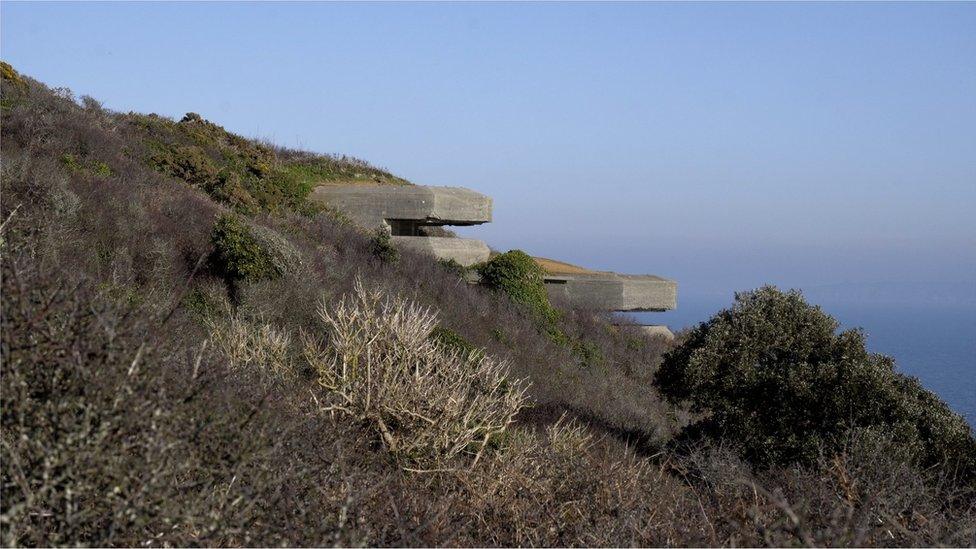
<box><xmin>476</xmin><ymin>250</ymin><xmax>562</xmax><ymax>340</ymax></box>
<box><xmin>437</xmin><ymin>257</ymin><xmax>468</xmax><ymax>278</ymax></box>
<box><xmin>655</xmin><ymin>286</ymin><xmax>976</xmax><ymax>472</ymax></box>
<box><xmin>1</xmin><ymin>61</ymin><xmax>26</xmax><ymax>89</ymax></box>
<box><xmin>96</xmin><ymin>281</ymin><xmax>144</xmax><ymax>308</ymax></box>
<box><xmin>625</xmin><ymin>334</ymin><xmax>646</xmax><ymax>352</ymax></box>
<box><xmin>430</xmin><ymin>326</ymin><xmax>485</xmax><ymax>361</ymax></box>
<box><xmin>60</xmin><ymin>153</ymin><xmax>113</xmax><ymax>177</ymax></box>
<box><xmin>60</xmin><ymin>153</ymin><xmax>82</xmax><ymax>172</ymax></box>
<box><xmin>182</xmin><ymin>286</ymin><xmax>229</xmax><ymax>319</ymax></box>
<box><xmin>129</xmin><ymin>111</ymin><xmax>407</xmax><ymax>215</ymax></box>
<box><xmin>571</xmin><ymin>338</ymin><xmax>605</xmax><ymax>370</ymax></box>
<box><xmin>368</xmin><ymin>228</ymin><xmax>399</xmax><ymax>264</ymax></box>
<box><xmin>209</xmin><ymin>213</ymin><xmax>282</xmax><ymax>283</ymax></box>
<box><xmin>1</xmin><ymin>61</ymin><xmax>28</xmax><ymax>112</ymax></box>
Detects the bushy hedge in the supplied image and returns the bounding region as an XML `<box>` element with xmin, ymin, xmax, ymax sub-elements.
<box><xmin>655</xmin><ymin>286</ymin><xmax>976</xmax><ymax>474</ymax></box>
<box><xmin>209</xmin><ymin>213</ymin><xmax>283</xmax><ymax>283</ymax></box>
<box><xmin>477</xmin><ymin>250</ymin><xmax>561</xmax><ymax>335</ymax></box>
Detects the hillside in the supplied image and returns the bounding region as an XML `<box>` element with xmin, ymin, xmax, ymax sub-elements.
<box><xmin>2</xmin><ymin>63</ymin><xmax>975</xmax><ymax>546</ymax></box>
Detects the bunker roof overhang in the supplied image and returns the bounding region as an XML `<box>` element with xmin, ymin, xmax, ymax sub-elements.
<box><xmin>534</xmin><ymin>257</ymin><xmax>677</xmax><ymax>312</ymax></box>
<box><xmin>544</xmin><ymin>272</ymin><xmax>678</xmax><ymax>312</ymax></box>
<box><xmin>309</xmin><ymin>185</ymin><xmax>492</xmax><ymax>228</ymax></box>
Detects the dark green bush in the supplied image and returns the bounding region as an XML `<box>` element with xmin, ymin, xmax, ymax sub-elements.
<box><xmin>209</xmin><ymin>213</ymin><xmax>282</xmax><ymax>283</ymax></box>
<box><xmin>476</xmin><ymin>250</ymin><xmax>561</xmax><ymax>337</ymax></box>
<box><xmin>655</xmin><ymin>286</ymin><xmax>976</xmax><ymax>473</ymax></box>
<box><xmin>572</xmin><ymin>338</ymin><xmax>605</xmax><ymax>370</ymax></box>
<box><xmin>368</xmin><ymin>228</ymin><xmax>399</xmax><ymax>264</ymax></box>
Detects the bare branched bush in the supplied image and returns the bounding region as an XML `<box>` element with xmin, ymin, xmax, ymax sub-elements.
<box><xmin>207</xmin><ymin>314</ymin><xmax>294</xmax><ymax>378</ymax></box>
<box><xmin>302</xmin><ymin>279</ymin><xmax>528</xmax><ymax>467</ymax></box>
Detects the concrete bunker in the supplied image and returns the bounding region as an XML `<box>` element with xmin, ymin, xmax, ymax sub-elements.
<box><xmin>533</xmin><ymin>256</ymin><xmax>678</xmax><ymax>337</ymax></box>
<box><xmin>309</xmin><ymin>184</ymin><xmax>493</xmax><ymax>266</ymax></box>
<box><xmin>309</xmin><ymin>183</ymin><xmax>678</xmax><ymax>333</ymax></box>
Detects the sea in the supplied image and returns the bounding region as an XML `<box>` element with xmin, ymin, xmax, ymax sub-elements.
<box><xmin>628</xmin><ymin>294</ymin><xmax>976</xmax><ymax>427</ymax></box>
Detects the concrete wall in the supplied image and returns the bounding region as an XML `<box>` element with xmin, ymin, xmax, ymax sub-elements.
<box><xmin>393</xmin><ymin>236</ymin><xmax>490</xmax><ymax>267</ymax></box>
<box><xmin>617</xmin><ymin>274</ymin><xmax>679</xmax><ymax>311</ymax></box>
<box><xmin>614</xmin><ymin>324</ymin><xmax>675</xmax><ymax>340</ymax></box>
<box><xmin>544</xmin><ymin>273</ymin><xmax>677</xmax><ymax>312</ymax></box>
<box><xmin>310</xmin><ymin>185</ymin><xmax>492</xmax><ymax>232</ymax></box>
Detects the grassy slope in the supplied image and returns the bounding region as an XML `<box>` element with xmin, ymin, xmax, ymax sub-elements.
<box><xmin>2</xmin><ymin>63</ymin><xmax>974</xmax><ymax>546</ymax></box>
<box><xmin>127</xmin><ymin>110</ymin><xmax>409</xmax><ymax>217</ymax></box>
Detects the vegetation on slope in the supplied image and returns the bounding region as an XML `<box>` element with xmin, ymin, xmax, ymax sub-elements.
<box><xmin>657</xmin><ymin>287</ymin><xmax>976</xmax><ymax>473</ymax></box>
<box><xmin>130</xmin><ymin>110</ymin><xmax>408</xmax><ymax>216</ymax></box>
<box><xmin>2</xmin><ymin>62</ymin><xmax>975</xmax><ymax>546</ymax></box>
<box><xmin>477</xmin><ymin>250</ymin><xmax>561</xmax><ymax>331</ymax></box>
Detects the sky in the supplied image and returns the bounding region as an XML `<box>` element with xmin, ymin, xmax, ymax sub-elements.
<box><xmin>3</xmin><ymin>1</ymin><xmax>975</xmax><ymax>304</ymax></box>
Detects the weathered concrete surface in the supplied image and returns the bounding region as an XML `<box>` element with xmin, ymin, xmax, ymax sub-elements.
<box><xmin>393</xmin><ymin>236</ymin><xmax>490</xmax><ymax>267</ymax></box>
<box><xmin>638</xmin><ymin>325</ymin><xmax>675</xmax><ymax>340</ymax></box>
<box><xmin>310</xmin><ymin>185</ymin><xmax>492</xmax><ymax>232</ymax></box>
<box><xmin>612</xmin><ymin>323</ymin><xmax>675</xmax><ymax>340</ymax></box>
<box><xmin>544</xmin><ymin>273</ymin><xmax>677</xmax><ymax>312</ymax></box>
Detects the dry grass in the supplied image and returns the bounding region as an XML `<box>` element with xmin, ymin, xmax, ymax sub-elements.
<box><xmin>312</xmin><ymin>177</ymin><xmax>410</xmax><ymax>187</ymax></box>
<box><xmin>532</xmin><ymin>256</ymin><xmax>601</xmax><ymax>275</ymax></box>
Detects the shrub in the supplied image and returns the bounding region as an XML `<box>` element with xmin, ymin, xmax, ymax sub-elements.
<box><xmin>148</xmin><ymin>142</ymin><xmax>219</xmax><ymax>188</ymax></box>
<box><xmin>1</xmin><ymin>60</ymin><xmax>26</xmax><ymax>89</ymax></box>
<box><xmin>182</xmin><ymin>283</ymin><xmax>230</xmax><ymax>318</ymax></box>
<box><xmin>1</xmin><ymin>61</ymin><xmax>28</xmax><ymax>111</ymax></box>
<box><xmin>436</xmin><ymin>257</ymin><xmax>468</xmax><ymax>278</ymax></box>
<box><xmin>430</xmin><ymin>325</ymin><xmax>484</xmax><ymax>361</ymax></box>
<box><xmin>655</xmin><ymin>286</ymin><xmax>976</xmax><ymax>472</ymax></box>
<box><xmin>368</xmin><ymin>227</ymin><xmax>399</xmax><ymax>264</ymax></box>
<box><xmin>4</xmin><ymin>64</ymin><xmax>975</xmax><ymax>546</ymax></box>
<box><xmin>571</xmin><ymin>338</ymin><xmax>605</xmax><ymax>370</ymax></box>
<box><xmin>301</xmin><ymin>280</ymin><xmax>528</xmax><ymax>468</ymax></box>
<box><xmin>209</xmin><ymin>213</ymin><xmax>284</xmax><ymax>283</ymax></box>
<box><xmin>207</xmin><ymin>314</ymin><xmax>295</xmax><ymax>378</ymax></box>
<box><xmin>476</xmin><ymin>250</ymin><xmax>561</xmax><ymax>335</ymax></box>
<box><xmin>60</xmin><ymin>153</ymin><xmax>112</xmax><ymax>177</ymax></box>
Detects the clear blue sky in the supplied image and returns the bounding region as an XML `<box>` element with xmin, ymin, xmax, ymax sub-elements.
<box><xmin>3</xmin><ymin>1</ymin><xmax>975</xmax><ymax>303</ymax></box>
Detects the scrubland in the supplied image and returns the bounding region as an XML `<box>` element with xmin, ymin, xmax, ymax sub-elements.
<box><xmin>2</xmin><ymin>63</ymin><xmax>974</xmax><ymax>546</ymax></box>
